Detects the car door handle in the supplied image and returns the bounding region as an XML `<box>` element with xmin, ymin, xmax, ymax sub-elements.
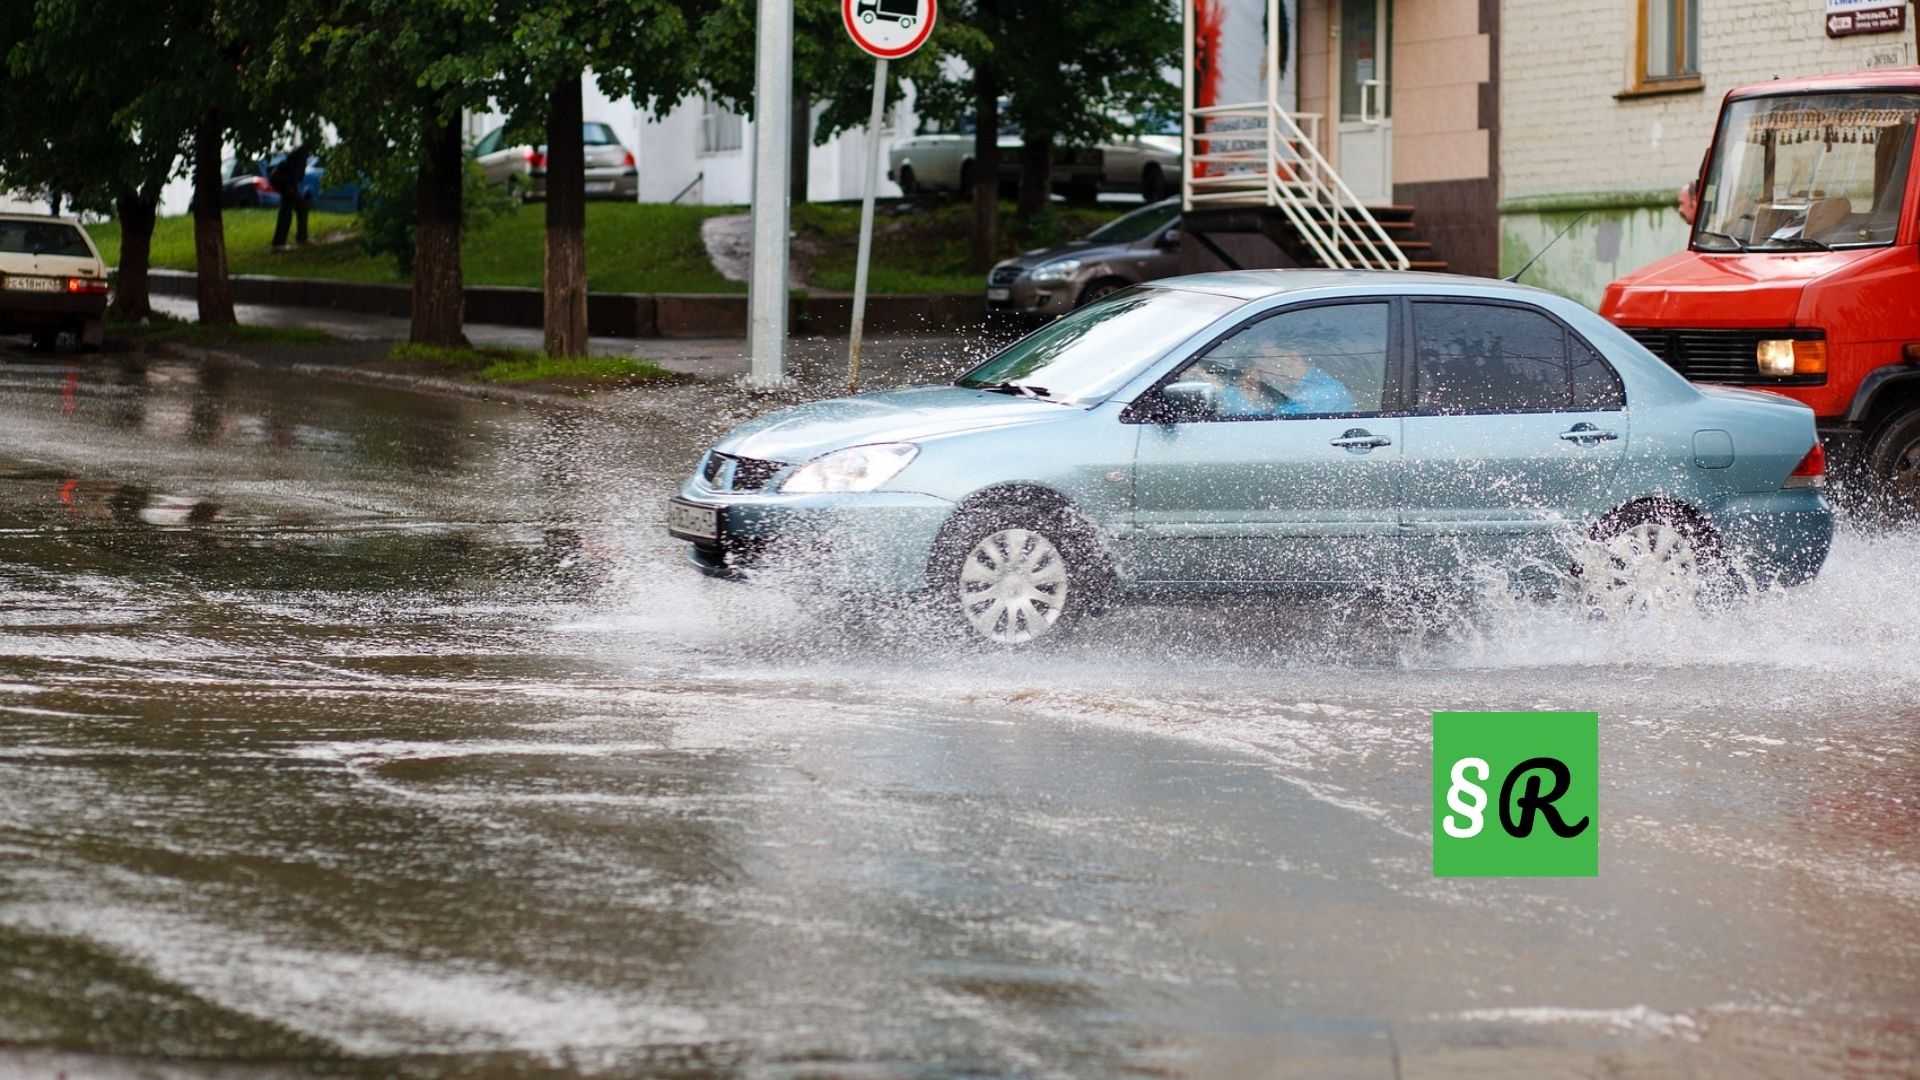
<box><xmin>1330</xmin><ymin>428</ymin><xmax>1392</xmax><ymax>451</ymax></box>
<box><xmin>1559</xmin><ymin>423</ymin><xmax>1619</xmax><ymax>445</ymax></box>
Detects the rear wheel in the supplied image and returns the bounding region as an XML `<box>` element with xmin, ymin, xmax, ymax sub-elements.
<box><xmin>897</xmin><ymin>165</ymin><xmax>918</xmax><ymax>196</ymax></box>
<box><xmin>28</xmin><ymin>328</ymin><xmax>58</xmax><ymax>352</ymax></box>
<box><xmin>1141</xmin><ymin>163</ymin><xmax>1167</xmax><ymax>202</ymax></box>
<box><xmin>1575</xmin><ymin>503</ymin><xmax>1726</xmax><ymax>612</ymax></box>
<box><xmin>928</xmin><ymin>503</ymin><xmax>1105</xmax><ymax>647</ymax></box>
<box><xmin>958</xmin><ymin>160</ymin><xmax>974</xmax><ymax>197</ymax></box>
<box><xmin>1862</xmin><ymin>408</ymin><xmax>1920</xmax><ymax>524</ymax></box>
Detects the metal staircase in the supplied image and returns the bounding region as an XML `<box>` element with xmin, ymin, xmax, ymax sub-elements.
<box><xmin>1183</xmin><ymin>98</ymin><xmax>1410</xmax><ymax>271</ymax></box>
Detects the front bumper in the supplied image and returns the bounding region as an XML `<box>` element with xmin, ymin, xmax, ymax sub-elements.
<box><xmin>985</xmin><ymin>275</ymin><xmax>1082</xmax><ymax>317</ymax></box>
<box><xmin>1702</xmin><ymin>489</ymin><xmax>1834</xmax><ymax>587</ymax></box>
<box><xmin>670</xmin><ymin>485</ymin><xmax>956</xmax><ymax>592</ymax></box>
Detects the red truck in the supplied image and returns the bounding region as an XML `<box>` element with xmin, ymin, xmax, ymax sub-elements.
<box><xmin>1602</xmin><ymin>68</ymin><xmax>1920</xmax><ymax>519</ymax></box>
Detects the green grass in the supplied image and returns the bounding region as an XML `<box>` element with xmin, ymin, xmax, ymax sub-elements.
<box><xmin>795</xmin><ymin>201</ymin><xmax>1131</xmax><ymax>293</ymax></box>
<box><xmin>85</xmin><ymin>199</ymin><xmax>1133</xmax><ymax>298</ymax></box>
<box><xmin>106</xmin><ymin>310</ymin><xmax>340</xmax><ymax>347</ymax></box>
<box><xmin>90</xmin><ymin>204</ymin><xmax>740</xmax><ymax>294</ymax></box>
<box><xmin>389</xmin><ymin>342</ymin><xmax>677</xmax><ymax>385</ymax></box>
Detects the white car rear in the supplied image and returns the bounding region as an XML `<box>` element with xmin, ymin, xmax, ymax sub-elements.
<box><xmin>0</xmin><ymin>215</ymin><xmax>109</xmax><ymax>349</ymax></box>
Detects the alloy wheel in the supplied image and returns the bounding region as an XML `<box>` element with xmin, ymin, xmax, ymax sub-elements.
<box><xmin>1579</xmin><ymin>521</ymin><xmax>1703</xmax><ymax>611</ymax></box>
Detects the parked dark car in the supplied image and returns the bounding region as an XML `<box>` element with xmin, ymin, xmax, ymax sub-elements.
<box><xmin>220</xmin><ymin>153</ymin><xmax>362</xmax><ymax>213</ymax></box>
<box><xmin>985</xmin><ymin>199</ymin><xmax>1182</xmax><ymax>316</ymax></box>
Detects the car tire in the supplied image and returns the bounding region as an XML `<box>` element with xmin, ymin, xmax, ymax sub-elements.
<box><xmin>1067</xmin><ymin>177</ymin><xmax>1100</xmax><ymax>204</ymax></box>
<box><xmin>77</xmin><ymin>318</ymin><xmax>103</xmax><ymax>350</ymax></box>
<box><xmin>1141</xmin><ymin>164</ymin><xmax>1167</xmax><ymax>203</ymax></box>
<box><xmin>1076</xmin><ymin>278</ymin><xmax>1127</xmax><ymax>308</ymax></box>
<box><xmin>958</xmin><ymin>160</ymin><xmax>973</xmax><ymax>198</ymax></box>
<box><xmin>28</xmin><ymin>328</ymin><xmax>59</xmax><ymax>352</ymax></box>
<box><xmin>1574</xmin><ymin>502</ymin><xmax>1727</xmax><ymax>613</ymax></box>
<box><xmin>927</xmin><ymin>502</ymin><xmax>1107</xmax><ymax>648</ymax></box>
<box><xmin>1862</xmin><ymin>407</ymin><xmax>1920</xmax><ymax>525</ymax></box>
<box><xmin>897</xmin><ymin>165</ymin><xmax>918</xmax><ymax>196</ymax></box>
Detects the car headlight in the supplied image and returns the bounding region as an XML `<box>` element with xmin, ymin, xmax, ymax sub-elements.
<box><xmin>1028</xmin><ymin>259</ymin><xmax>1082</xmax><ymax>283</ymax></box>
<box><xmin>779</xmin><ymin>443</ymin><xmax>919</xmax><ymax>493</ymax></box>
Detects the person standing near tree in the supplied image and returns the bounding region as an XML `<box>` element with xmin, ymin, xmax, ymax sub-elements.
<box><xmin>269</xmin><ymin>142</ymin><xmax>313</xmax><ymax>251</ymax></box>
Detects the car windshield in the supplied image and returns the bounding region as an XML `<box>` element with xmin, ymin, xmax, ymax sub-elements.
<box><xmin>1085</xmin><ymin>201</ymin><xmax>1179</xmax><ymax>244</ymax></box>
<box><xmin>0</xmin><ymin>221</ymin><xmax>91</xmax><ymax>258</ymax></box>
<box><xmin>956</xmin><ymin>286</ymin><xmax>1241</xmax><ymax>405</ymax></box>
<box><xmin>1696</xmin><ymin>91</ymin><xmax>1918</xmax><ymax>251</ymax></box>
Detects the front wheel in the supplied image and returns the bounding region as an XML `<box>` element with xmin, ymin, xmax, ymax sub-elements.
<box><xmin>1863</xmin><ymin>409</ymin><xmax>1920</xmax><ymax>525</ymax></box>
<box><xmin>929</xmin><ymin>506</ymin><xmax>1102</xmax><ymax>647</ymax></box>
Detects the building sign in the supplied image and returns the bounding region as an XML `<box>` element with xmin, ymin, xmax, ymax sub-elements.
<box><xmin>1826</xmin><ymin>0</ymin><xmax>1906</xmax><ymax>37</ymax></box>
<box><xmin>1190</xmin><ymin>0</ymin><xmax>1298</xmax><ymax>179</ymax></box>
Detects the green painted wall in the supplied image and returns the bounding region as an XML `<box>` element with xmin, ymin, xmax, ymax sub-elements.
<box><xmin>1497</xmin><ymin>190</ymin><xmax>1692</xmax><ymax>308</ymax></box>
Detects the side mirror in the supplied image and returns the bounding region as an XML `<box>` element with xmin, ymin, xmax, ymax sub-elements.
<box><xmin>1157</xmin><ymin>380</ymin><xmax>1217</xmax><ymax>422</ymax></box>
<box><xmin>1159</xmin><ymin>228</ymin><xmax>1182</xmax><ymax>249</ymax></box>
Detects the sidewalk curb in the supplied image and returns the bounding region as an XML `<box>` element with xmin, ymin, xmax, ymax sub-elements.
<box><xmin>146</xmin><ymin>341</ymin><xmax>602</xmax><ymax>408</ymax></box>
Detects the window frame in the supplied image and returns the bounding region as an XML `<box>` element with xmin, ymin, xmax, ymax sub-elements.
<box><xmin>1403</xmin><ymin>297</ymin><xmax>1627</xmax><ymax>417</ymax></box>
<box><xmin>1123</xmin><ymin>298</ymin><xmax>1405</xmax><ymax>425</ymax></box>
<box><xmin>698</xmin><ymin>97</ymin><xmax>744</xmax><ymax>156</ymax></box>
<box><xmin>1625</xmin><ymin>0</ymin><xmax>1702</xmax><ymax>97</ymax></box>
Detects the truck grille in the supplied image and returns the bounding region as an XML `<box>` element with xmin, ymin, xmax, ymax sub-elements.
<box><xmin>1618</xmin><ymin>327</ymin><xmax>1826</xmax><ymax>386</ymax></box>
<box><xmin>700</xmin><ymin>452</ymin><xmax>786</xmax><ymax>492</ymax></box>
<box><xmin>989</xmin><ymin>266</ymin><xmax>1023</xmax><ymax>286</ymax></box>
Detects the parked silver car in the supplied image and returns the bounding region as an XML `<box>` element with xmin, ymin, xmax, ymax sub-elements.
<box><xmin>987</xmin><ymin>199</ymin><xmax>1182</xmax><ymax>316</ymax></box>
<box><xmin>471</xmin><ymin>122</ymin><xmax>638</xmax><ymax>201</ymax></box>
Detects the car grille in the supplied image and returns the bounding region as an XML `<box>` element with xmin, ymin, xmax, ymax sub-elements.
<box><xmin>1618</xmin><ymin>327</ymin><xmax>1826</xmax><ymax>386</ymax></box>
<box><xmin>701</xmin><ymin>452</ymin><xmax>786</xmax><ymax>492</ymax></box>
<box><xmin>989</xmin><ymin>266</ymin><xmax>1023</xmax><ymax>286</ymax></box>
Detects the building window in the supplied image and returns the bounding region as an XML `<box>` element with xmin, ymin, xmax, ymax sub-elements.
<box><xmin>1640</xmin><ymin>0</ymin><xmax>1699</xmax><ymax>84</ymax></box>
<box><xmin>699</xmin><ymin>97</ymin><xmax>742</xmax><ymax>155</ymax></box>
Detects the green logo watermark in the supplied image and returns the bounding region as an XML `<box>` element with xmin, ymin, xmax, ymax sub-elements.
<box><xmin>1432</xmin><ymin>711</ymin><xmax>1598</xmax><ymax>877</ymax></box>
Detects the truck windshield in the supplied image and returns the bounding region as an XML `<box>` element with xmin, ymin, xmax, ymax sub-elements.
<box><xmin>1695</xmin><ymin>91</ymin><xmax>1917</xmax><ymax>252</ymax></box>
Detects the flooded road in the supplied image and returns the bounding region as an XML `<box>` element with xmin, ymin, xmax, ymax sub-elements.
<box><xmin>0</xmin><ymin>348</ymin><xmax>1915</xmax><ymax>1078</ymax></box>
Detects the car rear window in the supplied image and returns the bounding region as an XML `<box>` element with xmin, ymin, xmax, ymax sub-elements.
<box><xmin>0</xmin><ymin>221</ymin><xmax>91</xmax><ymax>258</ymax></box>
<box><xmin>584</xmin><ymin>123</ymin><xmax>619</xmax><ymax>146</ymax></box>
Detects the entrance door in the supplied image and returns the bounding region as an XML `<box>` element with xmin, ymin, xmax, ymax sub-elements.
<box><xmin>1335</xmin><ymin>0</ymin><xmax>1392</xmax><ymax>205</ymax></box>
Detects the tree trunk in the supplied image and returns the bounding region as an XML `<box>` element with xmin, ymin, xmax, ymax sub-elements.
<box><xmin>191</xmin><ymin>110</ymin><xmax>236</xmax><ymax>326</ymax></box>
<box><xmin>1017</xmin><ymin>135</ymin><xmax>1052</xmax><ymax>220</ymax></box>
<box><xmin>112</xmin><ymin>186</ymin><xmax>159</xmax><ymax>322</ymax></box>
<box><xmin>789</xmin><ymin>94</ymin><xmax>811</xmax><ymax>204</ymax></box>
<box><xmin>969</xmin><ymin>59</ymin><xmax>1000</xmax><ymax>273</ymax></box>
<box><xmin>410</xmin><ymin>105</ymin><xmax>467</xmax><ymax>347</ymax></box>
<box><xmin>544</xmin><ymin>76</ymin><xmax>589</xmax><ymax>358</ymax></box>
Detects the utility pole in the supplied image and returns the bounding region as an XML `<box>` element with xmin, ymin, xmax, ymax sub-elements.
<box><xmin>746</xmin><ymin>0</ymin><xmax>794</xmax><ymax>388</ymax></box>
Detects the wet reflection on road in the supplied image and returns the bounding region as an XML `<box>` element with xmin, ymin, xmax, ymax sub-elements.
<box><xmin>0</xmin><ymin>349</ymin><xmax>1914</xmax><ymax>1077</ymax></box>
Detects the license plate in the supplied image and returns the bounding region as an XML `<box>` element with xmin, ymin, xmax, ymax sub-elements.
<box><xmin>4</xmin><ymin>276</ymin><xmax>60</xmax><ymax>293</ymax></box>
<box><xmin>987</xmin><ymin>287</ymin><xmax>1011</xmax><ymax>302</ymax></box>
<box><xmin>666</xmin><ymin>499</ymin><xmax>720</xmax><ymax>542</ymax></box>
<box><xmin>585</xmin><ymin>181</ymin><xmax>614</xmax><ymax>193</ymax></box>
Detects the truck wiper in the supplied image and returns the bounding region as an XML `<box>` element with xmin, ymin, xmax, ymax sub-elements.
<box><xmin>1693</xmin><ymin>229</ymin><xmax>1745</xmax><ymax>252</ymax></box>
<box><xmin>1756</xmin><ymin>236</ymin><xmax>1832</xmax><ymax>252</ymax></box>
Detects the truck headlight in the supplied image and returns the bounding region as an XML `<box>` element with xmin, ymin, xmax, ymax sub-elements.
<box><xmin>780</xmin><ymin>443</ymin><xmax>919</xmax><ymax>493</ymax></box>
<box><xmin>1757</xmin><ymin>339</ymin><xmax>1826</xmax><ymax>377</ymax></box>
<box><xmin>1028</xmin><ymin>259</ymin><xmax>1082</xmax><ymax>283</ymax></box>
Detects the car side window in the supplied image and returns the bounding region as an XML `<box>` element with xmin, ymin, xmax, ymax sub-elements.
<box><xmin>1413</xmin><ymin>302</ymin><xmax>1574</xmax><ymax>415</ymax></box>
<box><xmin>1175</xmin><ymin>303</ymin><xmax>1390</xmax><ymax>420</ymax></box>
<box><xmin>1570</xmin><ymin>336</ymin><xmax>1626</xmax><ymax>410</ymax></box>
<box><xmin>474</xmin><ymin>128</ymin><xmax>503</xmax><ymax>157</ymax></box>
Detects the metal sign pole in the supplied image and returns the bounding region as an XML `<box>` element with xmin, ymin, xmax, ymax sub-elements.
<box><xmin>846</xmin><ymin>57</ymin><xmax>889</xmax><ymax>394</ymax></box>
<box><xmin>747</xmin><ymin>0</ymin><xmax>795</xmax><ymax>388</ymax></box>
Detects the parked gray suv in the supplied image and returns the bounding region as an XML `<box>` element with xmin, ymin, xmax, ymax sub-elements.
<box><xmin>984</xmin><ymin>199</ymin><xmax>1181</xmax><ymax>317</ymax></box>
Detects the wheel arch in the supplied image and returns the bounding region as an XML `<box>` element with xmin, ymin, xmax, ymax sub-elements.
<box><xmin>1592</xmin><ymin>494</ymin><xmax>1722</xmax><ymax>547</ymax></box>
<box><xmin>924</xmin><ymin>482</ymin><xmax>1118</xmax><ymax>593</ymax></box>
<box><xmin>1847</xmin><ymin>364</ymin><xmax>1920</xmax><ymax>438</ymax></box>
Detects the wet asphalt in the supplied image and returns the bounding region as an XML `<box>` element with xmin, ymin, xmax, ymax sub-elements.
<box><xmin>0</xmin><ymin>343</ymin><xmax>1915</xmax><ymax>1078</ymax></box>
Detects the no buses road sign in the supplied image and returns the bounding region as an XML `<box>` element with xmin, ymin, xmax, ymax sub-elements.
<box><xmin>843</xmin><ymin>0</ymin><xmax>936</xmax><ymax>58</ymax></box>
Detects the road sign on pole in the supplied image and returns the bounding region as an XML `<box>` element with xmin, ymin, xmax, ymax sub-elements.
<box><xmin>843</xmin><ymin>0</ymin><xmax>935</xmax><ymax>393</ymax></box>
<box><xmin>747</xmin><ymin>0</ymin><xmax>795</xmax><ymax>388</ymax></box>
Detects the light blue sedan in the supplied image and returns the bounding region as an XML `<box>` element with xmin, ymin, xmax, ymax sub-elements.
<box><xmin>669</xmin><ymin>272</ymin><xmax>1833</xmax><ymax>645</ymax></box>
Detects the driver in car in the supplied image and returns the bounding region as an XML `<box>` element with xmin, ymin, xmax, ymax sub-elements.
<box><xmin>1214</xmin><ymin>348</ymin><xmax>1354</xmax><ymax>417</ymax></box>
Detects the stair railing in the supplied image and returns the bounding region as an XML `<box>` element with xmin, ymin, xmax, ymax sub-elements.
<box><xmin>1183</xmin><ymin>96</ymin><xmax>1409</xmax><ymax>271</ymax></box>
